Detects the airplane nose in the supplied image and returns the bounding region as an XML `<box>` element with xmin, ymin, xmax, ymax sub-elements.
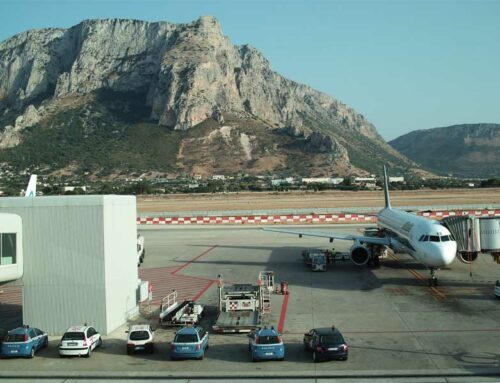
<box><xmin>439</xmin><ymin>242</ymin><xmax>457</xmax><ymax>267</ymax></box>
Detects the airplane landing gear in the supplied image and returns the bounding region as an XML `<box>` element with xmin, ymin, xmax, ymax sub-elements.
<box><xmin>429</xmin><ymin>268</ymin><xmax>438</xmax><ymax>287</ymax></box>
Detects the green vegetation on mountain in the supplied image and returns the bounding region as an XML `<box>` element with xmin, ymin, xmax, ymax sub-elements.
<box><xmin>389</xmin><ymin>124</ymin><xmax>500</xmax><ymax>178</ymax></box>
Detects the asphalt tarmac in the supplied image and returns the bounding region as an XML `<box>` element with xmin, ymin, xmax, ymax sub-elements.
<box><xmin>1</xmin><ymin>224</ymin><xmax>499</xmax><ymax>382</ymax></box>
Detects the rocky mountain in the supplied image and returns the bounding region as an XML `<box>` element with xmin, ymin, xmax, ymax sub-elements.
<box><xmin>389</xmin><ymin>124</ymin><xmax>500</xmax><ymax>178</ymax></box>
<box><xmin>0</xmin><ymin>16</ymin><xmax>414</xmax><ymax>179</ymax></box>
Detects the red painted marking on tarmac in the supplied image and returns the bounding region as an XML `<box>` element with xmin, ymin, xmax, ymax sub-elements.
<box><xmin>191</xmin><ymin>280</ymin><xmax>215</xmax><ymax>301</ymax></box>
<box><xmin>277</xmin><ymin>293</ymin><xmax>290</xmax><ymax>333</ymax></box>
<box><xmin>171</xmin><ymin>245</ymin><xmax>217</xmax><ymax>275</ymax></box>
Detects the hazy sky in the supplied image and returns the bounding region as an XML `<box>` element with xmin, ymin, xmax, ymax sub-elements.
<box><xmin>1</xmin><ymin>0</ymin><xmax>499</xmax><ymax>140</ymax></box>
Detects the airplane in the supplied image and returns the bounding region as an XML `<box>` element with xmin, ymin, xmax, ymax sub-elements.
<box><xmin>263</xmin><ymin>166</ymin><xmax>457</xmax><ymax>286</ymax></box>
<box><xmin>24</xmin><ymin>174</ymin><xmax>37</xmax><ymax>197</ymax></box>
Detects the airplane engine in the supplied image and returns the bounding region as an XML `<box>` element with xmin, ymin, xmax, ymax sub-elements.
<box><xmin>457</xmin><ymin>251</ymin><xmax>479</xmax><ymax>264</ymax></box>
<box><xmin>349</xmin><ymin>243</ymin><xmax>370</xmax><ymax>266</ymax></box>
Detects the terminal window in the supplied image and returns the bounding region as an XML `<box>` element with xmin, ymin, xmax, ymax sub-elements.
<box><xmin>0</xmin><ymin>233</ymin><xmax>16</xmax><ymax>265</ymax></box>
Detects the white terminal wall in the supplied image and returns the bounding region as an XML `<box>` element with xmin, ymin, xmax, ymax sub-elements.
<box><xmin>0</xmin><ymin>195</ymin><xmax>138</xmax><ymax>335</ymax></box>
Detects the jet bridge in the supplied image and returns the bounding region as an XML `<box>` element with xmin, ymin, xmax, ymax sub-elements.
<box><xmin>441</xmin><ymin>216</ymin><xmax>500</xmax><ymax>263</ymax></box>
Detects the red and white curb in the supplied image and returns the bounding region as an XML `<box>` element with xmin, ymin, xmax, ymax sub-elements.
<box><xmin>137</xmin><ymin>210</ymin><xmax>500</xmax><ymax>225</ymax></box>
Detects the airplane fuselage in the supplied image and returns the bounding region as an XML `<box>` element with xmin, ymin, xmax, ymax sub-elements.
<box><xmin>377</xmin><ymin>207</ymin><xmax>457</xmax><ymax>268</ymax></box>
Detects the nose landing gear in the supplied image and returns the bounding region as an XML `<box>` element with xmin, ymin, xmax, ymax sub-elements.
<box><xmin>429</xmin><ymin>268</ymin><xmax>438</xmax><ymax>286</ymax></box>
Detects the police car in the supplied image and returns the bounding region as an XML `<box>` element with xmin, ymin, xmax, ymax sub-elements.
<box><xmin>170</xmin><ymin>326</ymin><xmax>209</xmax><ymax>360</ymax></box>
<box><xmin>1</xmin><ymin>326</ymin><xmax>48</xmax><ymax>358</ymax></box>
<box><xmin>59</xmin><ymin>325</ymin><xmax>102</xmax><ymax>357</ymax></box>
<box><xmin>126</xmin><ymin>324</ymin><xmax>154</xmax><ymax>354</ymax></box>
<box><xmin>248</xmin><ymin>326</ymin><xmax>285</xmax><ymax>362</ymax></box>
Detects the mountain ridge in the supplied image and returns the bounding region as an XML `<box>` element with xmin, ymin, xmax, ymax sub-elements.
<box><xmin>389</xmin><ymin>123</ymin><xmax>500</xmax><ymax>178</ymax></box>
<box><xmin>0</xmin><ymin>16</ymin><xmax>415</xmax><ymax>179</ymax></box>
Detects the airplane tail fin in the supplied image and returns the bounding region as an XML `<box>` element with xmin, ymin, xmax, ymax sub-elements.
<box><xmin>25</xmin><ymin>175</ymin><xmax>37</xmax><ymax>197</ymax></box>
<box><xmin>383</xmin><ymin>165</ymin><xmax>391</xmax><ymax>209</ymax></box>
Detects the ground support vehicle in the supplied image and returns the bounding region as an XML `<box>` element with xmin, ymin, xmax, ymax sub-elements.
<box><xmin>159</xmin><ymin>291</ymin><xmax>204</xmax><ymax>326</ymax></box>
<box><xmin>248</xmin><ymin>326</ymin><xmax>285</xmax><ymax>361</ymax></box>
<box><xmin>1</xmin><ymin>326</ymin><xmax>48</xmax><ymax>358</ymax></box>
<box><xmin>301</xmin><ymin>250</ymin><xmax>327</xmax><ymax>271</ymax></box>
<box><xmin>170</xmin><ymin>326</ymin><xmax>209</xmax><ymax>360</ymax></box>
<box><xmin>59</xmin><ymin>325</ymin><xmax>102</xmax><ymax>358</ymax></box>
<box><xmin>171</xmin><ymin>301</ymin><xmax>204</xmax><ymax>325</ymax></box>
<box><xmin>303</xmin><ymin>326</ymin><xmax>348</xmax><ymax>362</ymax></box>
<box><xmin>213</xmin><ymin>284</ymin><xmax>262</xmax><ymax>333</ymax></box>
<box><xmin>137</xmin><ymin>234</ymin><xmax>145</xmax><ymax>266</ymax></box>
<box><xmin>126</xmin><ymin>324</ymin><xmax>154</xmax><ymax>354</ymax></box>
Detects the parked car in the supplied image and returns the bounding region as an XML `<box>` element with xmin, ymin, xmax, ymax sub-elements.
<box><xmin>59</xmin><ymin>325</ymin><xmax>102</xmax><ymax>358</ymax></box>
<box><xmin>170</xmin><ymin>325</ymin><xmax>209</xmax><ymax>360</ymax></box>
<box><xmin>248</xmin><ymin>326</ymin><xmax>285</xmax><ymax>361</ymax></box>
<box><xmin>1</xmin><ymin>326</ymin><xmax>48</xmax><ymax>358</ymax></box>
<box><xmin>495</xmin><ymin>280</ymin><xmax>500</xmax><ymax>298</ymax></box>
<box><xmin>303</xmin><ymin>326</ymin><xmax>348</xmax><ymax>362</ymax></box>
<box><xmin>126</xmin><ymin>324</ymin><xmax>154</xmax><ymax>354</ymax></box>
<box><xmin>0</xmin><ymin>328</ymin><xmax>7</xmax><ymax>346</ymax></box>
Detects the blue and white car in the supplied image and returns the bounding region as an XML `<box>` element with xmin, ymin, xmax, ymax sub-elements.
<box><xmin>248</xmin><ymin>326</ymin><xmax>285</xmax><ymax>361</ymax></box>
<box><xmin>1</xmin><ymin>326</ymin><xmax>48</xmax><ymax>358</ymax></box>
<box><xmin>59</xmin><ymin>325</ymin><xmax>102</xmax><ymax>358</ymax></box>
<box><xmin>170</xmin><ymin>326</ymin><xmax>209</xmax><ymax>360</ymax></box>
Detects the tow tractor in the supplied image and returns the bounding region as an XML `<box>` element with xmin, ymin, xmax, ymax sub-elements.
<box><xmin>158</xmin><ymin>290</ymin><xmax>204</xmax><ymax>326</ymax></box>
<box><xmin>302</xmin><ymin>250</ymin><xmax>327</xmax><ymax>271</ymax></box>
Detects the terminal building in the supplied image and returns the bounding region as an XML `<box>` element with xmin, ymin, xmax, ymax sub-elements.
<box><xmin>0</xmin><ymin>195</ymin><xmax>138</xmax><ymax>335</ymax></box>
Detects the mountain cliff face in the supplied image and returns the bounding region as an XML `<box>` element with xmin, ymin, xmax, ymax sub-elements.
<box><xmin>389</xmin><ymin>124</ymin><xmax>500</xmax><ymax>178</ymax></box>
<box><xmin>0</xmin><ymin>17</ymin><xmax>412</xmax><ymax>178</ymax></box>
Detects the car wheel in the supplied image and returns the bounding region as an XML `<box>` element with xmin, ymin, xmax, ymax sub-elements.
<box><xmin>43</xmin><ymin>337</ymin><xmax>49</xmax><ymax>348</ymax></box>
<box><xmin>313</xmin><ymin>351</ymin><xmax>319</xmax><ymax>363</ymax></box>
<box><xmin>85</xmin><ymin>347</ymin><xmax>91</xmax><ymax>358</ymax></box>
<box><xmin>29</xmin><ymin>348</ymin><xmax>35</xmax><ymax>358</ymax></box>
<box><xmin>97</xmin><ymin>337</ymin><xmax>102</xmax><ymax>347</ymax></box>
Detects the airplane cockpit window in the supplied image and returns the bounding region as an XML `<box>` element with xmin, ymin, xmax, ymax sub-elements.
<box><xmin>429</xmin><ymin>235</ymin><xmax>440</xmax><ymax>242</ymax></box>
<box><xmin>422</xmin><ymin>235</ymin><xmax>429</xmax><ymax>242</ymax></box>
<box><xmin>419</xmin><ymin>235</ymin><xmax>425</xmax><ymax>241</ymax></box>
<box><xmin>440</xmin><ymin>235</ymin><xmax>450</xmax><ymax>242</ymax></box>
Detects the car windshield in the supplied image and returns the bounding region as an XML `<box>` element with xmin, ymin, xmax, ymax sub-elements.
<box><xmin>174</xmin><ymin>333</ymin><xmax>198</xmax><ymax>343</ymax></box>
<box><xmin>256</xmin><ymin>335</ymin><xmax>280</xmax><ymax>344</ymax></box>
<box><xmin>62</xmin><ymin>332</ymin><xmax>85</xmax><ymax>341</ymax></box>
<box><xmin>130</xmin><ymin>331</ymin><xmax>150</xmax><ymax>341</ymax></box>
<box><xmin>320</xmin><ymin>334</ymin><xmax>344</xmax><ymax>344</ymax></box>
<box><xmin>4</xmin><ymin>334</ymin><xmax>26</xmax><ymax>342</ymax></box>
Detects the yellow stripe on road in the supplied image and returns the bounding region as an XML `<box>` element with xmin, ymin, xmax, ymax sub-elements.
<box><xmin>388</xmin><ymin>255</ymin><xmax>447</xmax><ymax>300</ymax></box>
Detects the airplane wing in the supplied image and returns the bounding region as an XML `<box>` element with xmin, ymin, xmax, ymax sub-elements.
<box><xmin>262</xmin><ymin>227</ymin><xmax>391</xmax><ymax>246</ymax></box>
